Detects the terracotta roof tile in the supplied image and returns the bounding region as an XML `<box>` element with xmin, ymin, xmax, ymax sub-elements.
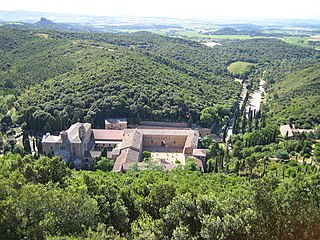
<box><xmin>92</xmin><ymin>129</ymin><xmax>124</xmax><ymax>141</ymax></box>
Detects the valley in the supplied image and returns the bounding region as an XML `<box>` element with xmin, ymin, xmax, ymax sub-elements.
<box><xmin>0</xmin><ymin>14</ymin><xmax>319</xmax><ymax>240</ymax></box>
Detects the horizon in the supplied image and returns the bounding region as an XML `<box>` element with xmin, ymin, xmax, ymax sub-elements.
<box><xmin>1</xmin><ymin>9</ymin><xmax>320</xmax><ymax>22</ymax></box>
<box><xmin>0</xmin><ymin>0</ymin><xmax>319</xmax><ymax>21</ymax></box>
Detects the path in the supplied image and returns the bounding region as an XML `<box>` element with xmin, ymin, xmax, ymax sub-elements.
<box><xmin>246</xmin><ymin>79</ymin><xmax>265</xmax><ymax>114</ymax></box>
<box><xmin>225</xmin><ymin>79</ymin><xmax>265</xmax><ymax>143</ymax></box>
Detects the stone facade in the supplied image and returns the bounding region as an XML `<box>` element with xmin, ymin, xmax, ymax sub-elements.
<box><xmin>105</xmin><ymin>118</ymin><xmax>127</xmax><ymax>130</ymax></box>
<box><xmin>42</xmin><ymin>122</ymin><xmax>94</xmax><ymax>170</ymax></box>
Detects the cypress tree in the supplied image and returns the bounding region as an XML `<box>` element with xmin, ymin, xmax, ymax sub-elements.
<box><xmin>22</xmin><ymin>131</ymin><xmax>32</xmax><ymax>153</ymax></box>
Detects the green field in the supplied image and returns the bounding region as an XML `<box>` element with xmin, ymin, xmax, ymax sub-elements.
<box><xmin>282</xmin><ymin>36</ymin><xmax>320</xmax><ymax>50</ymax></box>
<box><xmin>227</xmin><ymin>61</ymin><xmax>256</xmax><ymax>75</ymax></box>
<box><xmin>108</xmin><ymin>28</ymin><xmax>320</xmax><ymax>50</ymax></box>
<box><xmin>178</xmin><ymin>31</ymin><xmax>252</xmax><ymax>39</ymax></box>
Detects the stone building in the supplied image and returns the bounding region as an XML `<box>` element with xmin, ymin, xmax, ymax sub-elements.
<box><xmin>105</xmin><ymin>118</ymin><xmax>127</xmax><ymax>130</ymax></box>
<box><xmin>42</xmin><ymin>122</ymin><xmax>94</xmax><ymax>169</ymax></box>
<box><xmin>112</xmin><ymin>128</ymin><xmax>206</xmax><ymax>172</ymax></box>
<box><xmin>280</xmin><ymin>124</ymin><xmax>314</xmax><ymax>139</ymax></box>
<box><xmin>42</xmin><ymin>119</ymin><xmax>207</xmax><ymax>172</ymax></box>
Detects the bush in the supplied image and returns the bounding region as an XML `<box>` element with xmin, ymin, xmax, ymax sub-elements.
<box><xmin>96</xmin><ymin>157</ymin><xmax>114</xmax><ymax>172</ymax></box>
<box><xmin>184</xmin><ymin>157</ymin><xmax>199</xmax><ymax>171</ymax></box>
<box><xmin>288</xmin><ymin>160</ymin><xmax>298</xmax><ymax>167</ymax></box>
<box><xmin>275</xmin><ymin>149</ymin><xmax>289</xmax><ymax>160</ymax></box>
<box><xmin>289</xmin><ymin>169</ymin><xmax>297</xmax><ymax>178</ymax></box>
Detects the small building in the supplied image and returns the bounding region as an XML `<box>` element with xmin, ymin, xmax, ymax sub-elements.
<box><xmin>105</xmin><ymin>118</ymin><xmax>127</xmax><ymax>130</ymax></box>
<box><xmin>280</xmin><ymin>124</ymin><xmax>314</xmax><ymax>139</ymax></box>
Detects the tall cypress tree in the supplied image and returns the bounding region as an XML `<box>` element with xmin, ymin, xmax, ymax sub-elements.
<box><xmin>22</xmin><ymin>131</ymin><xmax>31</xmax><ymax>153</ymax></box>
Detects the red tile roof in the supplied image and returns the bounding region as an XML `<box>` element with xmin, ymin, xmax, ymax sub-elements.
<box><xmin>92</xmin><ymin>129</ymin><xmax>124</xmax><ymax>141</ymax></box>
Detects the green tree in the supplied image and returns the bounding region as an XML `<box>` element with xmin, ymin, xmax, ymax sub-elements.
<box><xmin>96</xmin><ymin>157</ymin><xmax>114</xmax><ymax>172</ymax></box>
<box><xmin>100</xmin><ymin>147</ymin><xmax>108</xmax><ymax>158</ymax></box>
<box><xmin>201</xmin><ymin>136</ymin><xmax>213</xmax><ymax>149</ymax></box>
<box><xmin>184</xmin><ymin>158</ymin><xmax>199</xmax><ymax>171</ymax></box>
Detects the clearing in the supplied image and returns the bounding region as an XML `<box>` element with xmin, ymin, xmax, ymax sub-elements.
<box><xmin>227</xmin><ymin>61</ymin><xmax>256</xmax><ymax>75</ymax></box>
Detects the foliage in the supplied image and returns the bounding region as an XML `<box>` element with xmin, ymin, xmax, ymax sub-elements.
<box><xmin>314</xmin><ymin>143</ymin><xmax>320</xmax><ymax>162</ymax></box>
<box><xmin>142</xmin><ymin>150</ymin><xmax>152</xmax><ymax>160</ymax></box>
<box><xmin>184</xmin><ymin>157</ymin><xmax>199</xmax><ymax>171</ymax></box>
<box><xmin>96</xmin><ymin>157</ymin><xmax>114</xmax><ymax>172</ymax></box>
<box><xmin>267</xmin><ymin>64</ymin><xmax>320</xmax><ymax>128</ymax></box>
<box><xmin>274</xmin><ymin>149</ymin><xmax>290</xmax><ymax>160</ymax></box>
<box><xmin>0</xmin><ymin>153</ymin><xmax>319</xmax><ymax>239</ymax></box>
<box><xmin>1</xmin><ymin>27</ymin><xmax>319</xmax><ymax>132</ymax></box>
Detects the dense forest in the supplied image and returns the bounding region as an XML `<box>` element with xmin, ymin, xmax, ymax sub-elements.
<box><xmin>266</xmin><ymin>64</ymin><xmax>320</xmax><ymax>128</ymax></box>
<box><xmin>0</xmin><ymin>153</ymin><xmax>319</xmax><ymax>240</ymax></box>
<box><xmin>0</xmin><ymin>25</ymin><xmax>319</xmax><ymax>132</ymax></box>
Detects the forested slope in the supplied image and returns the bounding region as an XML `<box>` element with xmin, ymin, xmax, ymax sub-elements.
<box><xmin>0</xmin><ymin>27</ymin><xmax>241</xmax><ymax>131</ymax></box>
<box><xmin>0</xmin><ymin>24</ymin><xmax>320</xmax><ymax>240</ymax></box>
<box><xmin>266</xmin><ymin>64</ymin><xmax>320</xmax><ymax>128</ymax></box>
<box><xmin>0</xmin><ymin>25</ymin><xmax>319</xmax><ymax>132</ymax></box>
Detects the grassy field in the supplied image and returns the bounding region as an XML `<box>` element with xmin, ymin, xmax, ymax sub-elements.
<box><xmin>112</xmin><ymin>28</ymin><xmax>320</xmax><ymax>51</ymax></box>
<box><xmin>282</xmin><ymin>36</ymin><xmax>320</xmax><ymax>50</ymax></box>
<box><xmin>159</xmin><ymin>29</ymin><xmax>320</xmax><ymax>50</ymax></box>
<box><xmin>227</xmin><ymin>61</ymin><xmax>256</xmax><ymax>75</ymax></box>
<box><xmin>176</xmin><ymin>31</ymin><xmax>252</xmax><ymax>39</ymax></box>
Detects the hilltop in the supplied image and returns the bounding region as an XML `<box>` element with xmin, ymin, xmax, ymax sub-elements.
<box><xmin>35</xmin><ymin>17</ymin><xmax>55</xmax><ymax>26</ymax></box>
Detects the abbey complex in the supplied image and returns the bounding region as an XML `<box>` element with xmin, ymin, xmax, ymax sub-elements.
<box><xmin>42</xmin><ymin>118</ymin><xmax>207</xmax><ymax>171</ymax></box>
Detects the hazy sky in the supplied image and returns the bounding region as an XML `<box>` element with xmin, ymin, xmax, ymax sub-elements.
<box><xmin>1</xmin><ymin>0</ymin><xmax>319</xmax><ymax>19</ymax></box>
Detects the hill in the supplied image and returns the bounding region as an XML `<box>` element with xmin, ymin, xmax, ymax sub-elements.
<box><xmin>34</xmin><ymin>17</ymin><xmax>55</xmax><ymax>26</ymax></box>
<box><xmin>0</xmin><ymin>27</ymin><xmax>240</xmax><ymax>131</ymax></box>
<box><xmin>0</xmin><ymin>25</ymin><xmax>319</xmax><ymax>132</ymax></box>
<box><xmin>266</xmin><ymin>64</ymin><xmax>320</xmax><ymax>128</ymax></box>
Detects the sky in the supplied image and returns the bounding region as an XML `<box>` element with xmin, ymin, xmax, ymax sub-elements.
<box><xmin>0</xmin><ymin>0</ymin><xmax>319</xmax><ymax>20</ymax></box>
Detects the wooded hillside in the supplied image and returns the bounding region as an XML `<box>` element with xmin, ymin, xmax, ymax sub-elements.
<box><xmin>0</xmin><ymin>25</ymin><xmax>319</xmax><ymax>132</ymax></box>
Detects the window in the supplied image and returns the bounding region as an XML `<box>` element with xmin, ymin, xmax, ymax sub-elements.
<box><xmin>151</xmin><ymin>140</ymin><xmax>153</xmax><ymax>143</ymax></box>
